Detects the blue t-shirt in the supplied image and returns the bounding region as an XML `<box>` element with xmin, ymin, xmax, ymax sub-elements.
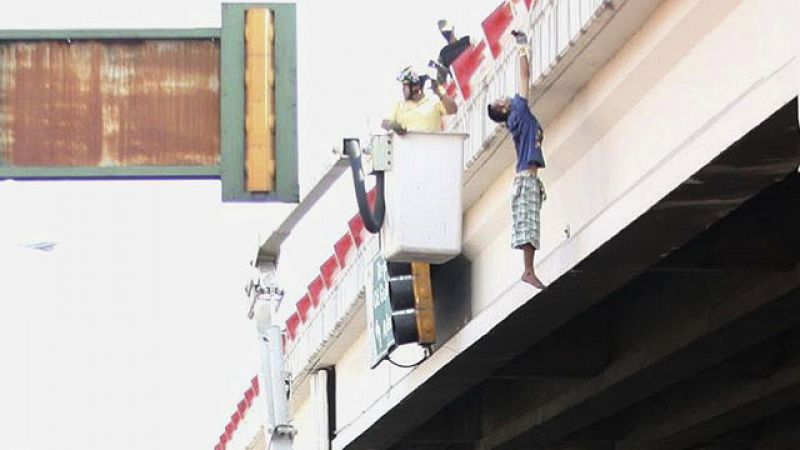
<box><xmin>506</xmin><ymin>94</ymin><xmax>545</xmax><ymax>172</ymax></box>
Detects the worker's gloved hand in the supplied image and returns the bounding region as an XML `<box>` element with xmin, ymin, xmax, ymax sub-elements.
<box><xmin>429</xmin><ymin>79</ymin><xmax>446</xmax><ymax>97</ymax></box>
<box><xmin>511</xmin><ymin>30</ymin><xmax>528</xmax><ymax>45</ymax></box>
<box><xmin>391</xmin><ymin>121</ymin><xmax>407</xmax><ymax>135</ymax></box>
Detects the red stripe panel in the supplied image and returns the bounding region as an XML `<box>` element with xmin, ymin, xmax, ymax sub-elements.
<box><xmin>445</xmin><ymin>81</ymin><xmax>458</xmax><ymax>98</ymax></box>
<box><xmin>231</xmin><ymin>412</ymin><xmax>241</xmax><ymax>428</ymax></box>
<box><xmin>251</xmin><ymin>376</ymin><xmax>259</xmax><ymax>396</ymax></box>
<box><xmin>525</xmin><ymin>0</ymin><xmax>534</xmax><ymax>8</ymax></box>
<box><xmin>452</xmin><ymin>40</ymin><xmax>487</xmax><ymax>100</ymax></box>
<box><xmin>244</xmin><ymin>387</ymin><xmax>255</xmax><ymax>407</ymax></box>
<box><xmin>225</xmin><ymin>422</ymin><xmax>235</xmax><ymax>436</ymax></box>
<box><xmin>220</xmin><ymin>432</ymin><xmax>229</xmax><ymax>445</ymax></box>
<box><xmin>296</xmin><ymin>294</ymin><xmax>312</xmax><ymax>322</ymax></box>
<box><xmin>286</xmin><ymin>312</ymin><xmax>301</xmax><ymax>340</ymax></box>
<box><xmin>334</xmin><ymin>233</ymin><xmax>356</xmax><ymax>268</ymax></box>
<box><xmin>237</xmin><ymin>399</ymin><xmax>248</xmax><ymax>416</ymax></box>
<box><xmin>320</xmin><ymin>255</ymin><xmax>341</xmax><ymax>288</ymax></box>
<box><xmin>307</xmin><ymin>276</ymin><xmax>326</xmax><ymax>307</ymax></box>
<box><xmin>482</xmin><ymin>2</ymin><xmax>514</xmax><ymax>59</ymax></box>
<box><xmin>346</xmin><ymin>188</ymin><xmax>376</xmax><ymax>244</ymax></box>
<box><xmin>348</xmin><ymin>214</ymin><xmax>366</xmax><ymax>247</ymax></box>
<box><xmin>215</xmin><ymin>444</ymin><xmax>223</xmax><ymax>450</ymax></box>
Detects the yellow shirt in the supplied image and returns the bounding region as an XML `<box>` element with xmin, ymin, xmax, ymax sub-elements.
<box><xmin>391</xmin><ymin>96</ymin><xmax>447</xmax><ymax>132</ymax></box>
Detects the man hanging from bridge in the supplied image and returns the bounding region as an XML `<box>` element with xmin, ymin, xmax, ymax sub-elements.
<box><xmin>487</xmin><ymin>30</ymin><xmax>547</xmax><ymax>289</ymax></box>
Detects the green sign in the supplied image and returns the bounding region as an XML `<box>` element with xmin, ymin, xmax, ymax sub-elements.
<box><xmin>366</xmin><ymin>253</ymin><xmax>395</xmax><ymax>368</ymax></box>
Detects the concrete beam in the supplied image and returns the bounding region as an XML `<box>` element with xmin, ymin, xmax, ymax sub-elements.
<box><xmin>482</xmin><ymin>275</ymin><xmax>800</xmax><ymax>449</ymax></box>
<box><xmin>616</xmin><ymin>330</ymin><xmax>800</xmax><ymax>449</ymax></box>
<box><xmin>491</xmin><ymin>309</ymin><xmax>611</xmax><ymax>379</ymax></box>
<box><xmin>480</xmin><ymin>168</ymin><xmax>800</xmax><ymax>449</ymax></box>
<box><xmin>753</xmin><ymin>408</ymin><xmax>800</xmax><ymax>450</ymax></box>
<box><xmin>340</xmin><ymin>101</ymin><xmax>800</xmax><ymax>450</ymax></box>
<box><xmin>395</xmin><ymin>390</ymin><xmax>483</xmax><ymax>446</ymax></box>
<box><xmin>545</xmin><ymin>439</ymin><xmax>614</xmax><ymax>450</ymax></box>
<box><xmin>393</xmin><ymin>445</ymin><xmax>475</xmax><ymax>450</ymax></box>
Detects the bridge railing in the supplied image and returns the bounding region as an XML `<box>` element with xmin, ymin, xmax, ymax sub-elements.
<box><xmin>449</xmin><ymin>0</ymin><xmax>610</xmax><ymax>170</ymax></box>
<box><xmin>284</xmin><ymin>236</ymin><xmax>379</xmax><ymax>380</ymax></box>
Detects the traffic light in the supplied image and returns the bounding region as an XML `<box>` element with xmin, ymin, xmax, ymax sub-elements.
<box><xmin>221</xmin><ymin>3</ymin><xmax>299</xmax><ymax>202</ymax></box>
<box><xmin>244</xmin><ymin>7</ymin><xmax>276</xmax><ymax>193</ymax></box>
<box><xmin>387</xmin><ymin>261</ymin><xmax>436</xmax><ymax>345</ymax></box>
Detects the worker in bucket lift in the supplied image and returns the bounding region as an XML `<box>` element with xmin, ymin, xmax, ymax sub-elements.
<box><xmin>381</xmin><ymin>66</ymin><xmax>458</xmax><ymax>135</ymax></box>
<box><xmin>487</xmin><ymin>30</ymin><xmax>547</xmax><ymax>289</ymax></box>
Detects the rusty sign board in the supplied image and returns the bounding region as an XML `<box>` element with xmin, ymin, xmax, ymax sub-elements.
<box><xmin>0</xmin><ymin>40</ymin><xmax>219</xmax><ymax>168</ymax></box>
<box><xmin>0</xmin><ymin>3</ymin><xmax>298</xmax><ymax>203</ymax></box>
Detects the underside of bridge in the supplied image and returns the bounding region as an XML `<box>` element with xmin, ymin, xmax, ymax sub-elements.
<box><xmin>361</xmin><ymin>100</ymin><xmax>800</xmax><ymax>450</ymax></box>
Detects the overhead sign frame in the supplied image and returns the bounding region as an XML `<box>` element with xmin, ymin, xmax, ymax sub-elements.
<box><xmin>0</xmin><ymin>3</ymin><xmax>298</xmax><ymax>203</ymax></box>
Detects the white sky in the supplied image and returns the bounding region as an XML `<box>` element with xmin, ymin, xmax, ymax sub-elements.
<box><xmin>0</xmin><ymin>1</ymin><xmax>498</xmax><ymax>449</ymax></box>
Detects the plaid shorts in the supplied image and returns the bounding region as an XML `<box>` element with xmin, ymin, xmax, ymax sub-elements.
<box><xmin>511</xmin><ymin>173</ymin><xmax>546</xmax><ymax>249</ymax></box>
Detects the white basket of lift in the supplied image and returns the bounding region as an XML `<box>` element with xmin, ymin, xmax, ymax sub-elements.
<box><xmin>374</xmin><ymin>131</ymin><xmax>468</xmax><ymax>264</ymax></box>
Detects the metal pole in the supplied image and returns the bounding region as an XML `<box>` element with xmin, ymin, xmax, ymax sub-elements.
<box><xmin>254</xmin><ymin>301</ymin><xmax>276</xmax><ymax>431</ymax></box>
<box><xmin>268</xmin><ymin>322</ymin><xmax>290</xmax><ymax>427</ymax></box>
<box><xmin>249</xmin><ymin>262</ymin><xmax>295</xmax><ymax>450</ymax></box>
<box><xmin>247</xmin><ymin>154</ymin><xmax>350</xmax><ymax>449</ymax></box>
<box><xmin>311</xmin><ymin>370</ymin><xmax>331</xmax><ymax>449</ymax></box>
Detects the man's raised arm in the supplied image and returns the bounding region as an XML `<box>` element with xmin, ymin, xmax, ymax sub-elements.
<box><xmin>512</xmin><ymin>30</ymin><xmax>531</xmax><ymax>99</ymax></box>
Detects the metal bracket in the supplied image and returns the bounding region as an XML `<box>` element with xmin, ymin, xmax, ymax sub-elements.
<box><xmin>269</xmin><ymin>423</ymin><xmax>298</xmax><ymax>437</ymax></box>
<box><xmin>245</xmin><ymin>263</ymin><xmax>285</xmax><ymax>319</ymax></box>
<box><xmin>368</xmin><ymin>134</ymin><xmax>393</xmax><ymax>172</ymax></box>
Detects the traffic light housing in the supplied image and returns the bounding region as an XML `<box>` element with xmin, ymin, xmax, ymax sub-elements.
<box><xmin>387</xmin><ymin>261</ymin><xmax>436</xmax><ymax>345</ymax></box>
<box><xmin>221</xmin><ymin>3</ymin><xmax>298</xmax><ymax>202</ymax></box>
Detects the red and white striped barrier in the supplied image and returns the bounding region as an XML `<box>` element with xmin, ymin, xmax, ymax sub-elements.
<box><xmin>215</xmin><ymin>376</ymin><xmax>261</xmax><ymax>450</ymax></box>
<box><xmin>450</xmin><ymin>0</ymin><xmax>534</xmax><ymax>101</ymax></box>
<box><xmin>282</xmin><ymin>188</ymin><xmax>377</xmax><ymax>348</ymax></box>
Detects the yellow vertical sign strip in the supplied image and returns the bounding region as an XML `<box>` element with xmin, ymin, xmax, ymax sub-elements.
<box><xmin>411</xmin><ymin>262</ymin><xmax>436</xmax><ymax>345</ymax></box>
<box><xmin>245</xmin><ymin>8</ymin><xmax>276</xmax><ymax>192</ymax></box>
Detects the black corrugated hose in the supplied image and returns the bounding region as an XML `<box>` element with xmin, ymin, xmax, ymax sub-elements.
<box><xmin>343</xmin><ymin>138</ymin><xmax>385</xmax><ymax>234</ymax></box>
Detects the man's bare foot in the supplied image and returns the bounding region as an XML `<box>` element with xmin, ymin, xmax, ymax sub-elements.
<box><xmin>521</xmin><ymin>271</ymin><xmax>546</xmax><ymax>289</ymax></box>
